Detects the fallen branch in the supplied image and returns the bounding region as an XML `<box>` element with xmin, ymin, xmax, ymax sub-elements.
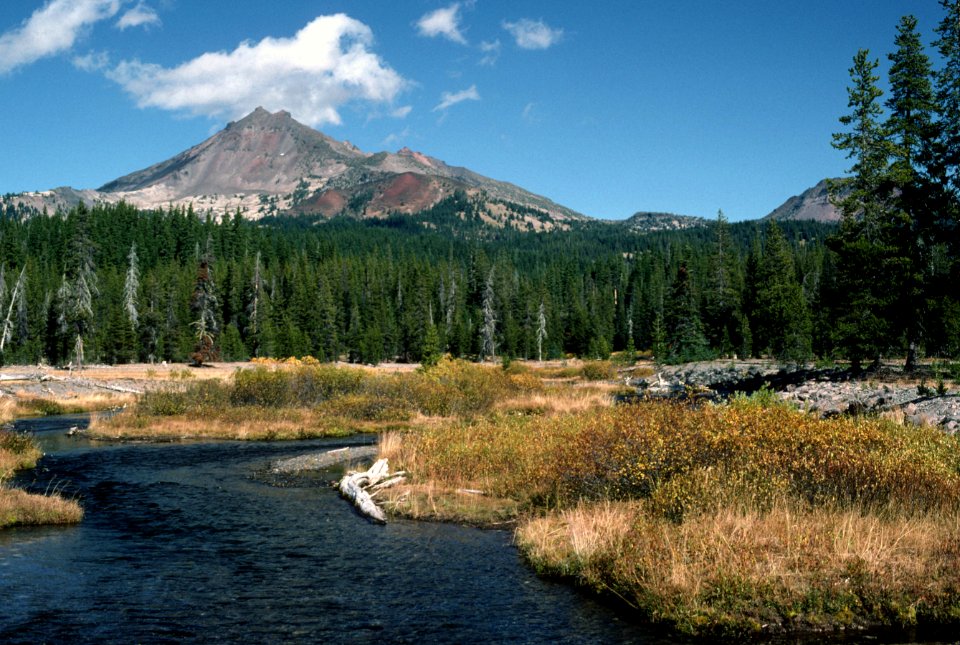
<box><xmin>338</xmin><ymin>458</ymin><xmax>405</xmax><ymax>524</ymax></box>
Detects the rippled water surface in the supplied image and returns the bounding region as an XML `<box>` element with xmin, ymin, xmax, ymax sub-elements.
<box><xmin>1</xmin><ymin>416</ymin><xmax>664</xmax><ymax>644</ymax></box>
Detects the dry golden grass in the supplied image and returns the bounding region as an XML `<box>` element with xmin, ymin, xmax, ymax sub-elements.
<box><xmin>0</xmin><ymin>397</ymin><xmax>17</xmax><ymax>424</ymax></box>
<box><xmin>87</xmin><ymin>409</ymin><xmax>381</xmax><ymax>441</ymax></box>
<box><xmin>383</xmin><ymin>397</ymin><xmax>960</xmax><ymax>635</ymax></box>
<box><xmin>494</xmin><ymin>383</ymin><xmax>616</xmax><ymax>416</ymax></box>
<box><xmin>517</xmin><ymin>501</ymin><xmax>960</xmax><ymax>636</ymax></box>
<box><xmin>380</xmin><ymin>482</ymin><xmax>521</xmax><ymax>526</ymax></box>
<box><xmin>0</xmin><ymin>427</ymin><xmax>82</xmax><ymax>529</ymax></box>
<box><xmin>0</xmin><ymin>487</ymin><xmax>83</xmax><ymax>528</ymax></box>
<box><xmin>11</xmin><ymin>392</ymin><xmax>135</xmax><ymax>418</ymax></box>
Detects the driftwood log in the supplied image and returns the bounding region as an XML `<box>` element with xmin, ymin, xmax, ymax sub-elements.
<box><xmin>338</xmin><ymin>458</ymin><xmax>405</xmax><ymax>524</ymax></box>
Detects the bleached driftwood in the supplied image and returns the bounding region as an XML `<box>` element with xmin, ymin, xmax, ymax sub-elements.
<box><xmin>338</xmin><ymin>458</ymin><xmax>406</xmax><ymax>524</ymax></box>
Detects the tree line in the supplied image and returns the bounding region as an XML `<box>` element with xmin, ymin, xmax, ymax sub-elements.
<box><xmin>0</xmin><ymin>5</ymin><xmax>955</xmax><ymax>370</ymax></box>
<box><xmin>0</xmin><ymin>192</ymin><xmax>949</xmax><ymax>369</ymax></box>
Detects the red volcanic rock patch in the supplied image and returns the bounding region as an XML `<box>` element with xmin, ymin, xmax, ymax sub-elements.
<box><xmin>369</xmin><ymin>172</ymin><xmax>447</xmax><ymax>214</ymax></box>
<box><xmin>302</xmin><ymin>189</ymin><xmax>347</xmax><ymax>216</ymax></box>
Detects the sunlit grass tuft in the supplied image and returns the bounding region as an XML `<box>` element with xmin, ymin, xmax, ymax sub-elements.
<box><xmin>0</xmin><ymin>427</ymin><xmax>83</xmax><ymax>529</ymax></box>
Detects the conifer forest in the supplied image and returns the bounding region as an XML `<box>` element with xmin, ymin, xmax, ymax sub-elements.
<box><xmin>0</xmin><ymin>6</ymin><xmax>958</xmax><ymax>371</ymax></box>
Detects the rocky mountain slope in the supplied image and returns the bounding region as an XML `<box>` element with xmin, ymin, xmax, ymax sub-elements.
<box><xmin>6</xmin><ymin>108</ymin><xmax>584</xmax><ymax>230</ymax></box>
<box><xmin>618</xmin><ymin>211</ymin><xmax>709</xmax><ymax>233</ymax></box>
<box><xmin>763</xmin><ymin>178</ymin><xmax>842</xmax><ymax>222</ymax></box>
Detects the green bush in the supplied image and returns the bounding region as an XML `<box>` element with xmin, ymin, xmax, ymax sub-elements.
<box><xmin>230</xmin><ymin>366</ymin><xmax>366</xmax><ymax>408</ymax></box>
<box><xmin>0</xmin><ymin>428</ymin><xmax>35</xmax><ymax>455</ymax></box>
<box><xmin>230</xmin><ymin>367</ymin><xmax>292</xmax><ymax>407</ymax></box>
<box><xmin>22</xmin><ymin>398</ymin><xmax>66</xmax><ymax>416</ymax></box>
<box><xmin>138</xmin><ymin>389</ymin><xmax>189</xmax><ymax>416</ymax></box>
<box><xmin>580</xmin><ymin>361</ymin><xmax>615</xmax><ymax>381</ymax></box>
<box><xmin>550</xmin><ymin>401</ymin><xmax>960</xmax><ymax>518</ymax></box>
<box><xmin>323</xmin><ymin>393</ymin><xmax>413</xmax><ymax>422</ymax></box>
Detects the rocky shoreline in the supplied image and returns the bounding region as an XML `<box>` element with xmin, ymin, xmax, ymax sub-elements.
<box><xmin>631</xmin><ymin>360</ymin><xmax>960</xmax><ymax>432</ymax></box>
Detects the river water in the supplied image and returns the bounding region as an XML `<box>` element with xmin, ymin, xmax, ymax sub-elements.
<box><xmin>1</xmin><ymin>415</ymin><xmax>663</xmax><ymax>644</ymax></box>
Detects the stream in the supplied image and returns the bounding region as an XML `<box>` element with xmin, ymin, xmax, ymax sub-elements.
<box><xmin>1</xmin><ymin>415</ymin><xmax>663</xmax><ymax>644</ymax></box>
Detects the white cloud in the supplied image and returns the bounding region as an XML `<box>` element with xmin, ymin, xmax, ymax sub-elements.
<box><xmin>116</xmin><ymin>1</ymin><xmax>160</xmax><ymax>30</ymax></box>
<box><xmin>391</xmin><ymin>105</ymin><xmax>412</xmax><ymax>118</ymax></box>
<box><xmin>479</xmin><ymin>39</ymin><xmax>500</xmax><ymax>66</ymax></box>
<box><xmin>72</xmin><ymin>50</ymin><xmax>110</xmax><ymax>71</ymax></box>
<box><xmin>416</xmin><ymin>4</ymin><xmax>466</xmax><ymax>45</ymax></box>
<box><xmin>106</xmin><ymin>14</ymin><xmax>408</xmax><ymax>127</ymax></box>
<box><xmin>0</xmin><ymin>0</ymin><xmax>121</xmax><ymax>74</ymax></box>
<box><xmin>433</xmin><ymin>84</ymin><xmax>479</xmax><ymax>111</ymax></box>
<box><xmin>503</xmin><ymin>18</ymin><xmax>563</xmax><ymax>50</ymax></box>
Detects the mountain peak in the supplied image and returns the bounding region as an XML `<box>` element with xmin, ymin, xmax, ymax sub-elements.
<box><xmin>90</xmin><ymin>108</ymin><xmax>585</xmax><ymax>225</ymax></box>
<box><xmin>229</xmin><ymin>107</ymin><xmax>295</xmax><ymax>130</ymax></box>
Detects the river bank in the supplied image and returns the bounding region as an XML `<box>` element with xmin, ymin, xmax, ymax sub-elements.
<box><xmin>6</xmin><ymin>357</ymin><xmax>960</xmax><ymax>639</ymax></box>
<box><xmin>0</xmin><ymin>412</ymin><xmax>82</xmax><ymax>528</ymax></box>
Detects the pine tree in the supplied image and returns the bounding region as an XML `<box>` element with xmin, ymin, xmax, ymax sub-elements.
<box><xmin>885</xmin><ymin>14</ymin><xmax>938</xmax><ymax>370</ymax></box>
<box><xmin>703</xmin><ymin>210</ymin><xmax>741</xmax><ymax>355</ymax></box>
<box><xmin>123</xmin><ymin>242</ymin><xmax>140</xmax><ymax>329</ymax></box>
<box><xmin>754</xmin><ymin>221</ymin><xmax>812</xmax><ymax>364</ymax></box>
<box><xmin>536</xmin><ymin>301</ymin><xmax>547</xmax><ymax>362</ymax></box>
<box><xmin>190</xmin><ymin>236</ymin><xmax>220</xmax><ymax>366</ymax></box>
<box><xmin>420</xmin><ymin>320</ymin><xmax>442</xmax><ymax>368</ymax></box>
<box><xmin>58</xmin><ymin>204</ymin><xmax>99</xmax><ymax>368</ymax></box>
<box><xmin>0</xmin><ymin>266</ymin><xmax>26</xmax><ymax>354</ymax></box>
<box><xmin>480</xmin><ymin>267</ymin><xmax>497</xmax><ymax>360</ymax></box>
<box><xmin>664</xmin><ymin>262</ymin><xmax>709</xmax><ymax>363</ymax></box>
<box><xmin>934</xmin><ymin>0</ymin><xmax>960</xmax><ymax>196</ymax></box>
<box><xmin>245</xmin><ymin>251</ymin><xmax>269</xmax><ymax>357</ymax></box>
<box><xmin>829</xmin><ymin>49</ymin><xmax>895</xmax><ymax>370</ymax></box>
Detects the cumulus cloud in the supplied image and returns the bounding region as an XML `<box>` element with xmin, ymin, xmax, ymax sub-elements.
<box><xmin>0</xmin><ymin>0</ymin><xmax>122</xmax><ymax>74</ymax></box>
<box><xmin>116</xmin><ymin>1</ymin><xmax>160</xmax><ymax>30</ymax></box>
<box><xmin>416</xmin><ymin>4</ymin><xmax>466</xmax><ymax>44</ymax></box>
<box><xmin>106</xmin><ymin>14</ymin><xmax>408</xmax><ymax>127</ymax></box>
<box><xmin>433</xmin><ymin>84</ymin><xmax>479</xmax><ymax>111</ymax></box>
<box><xmin>503</xmin><ymin>18</ymin><xmax>563</xmax><ymax>50</ymax></box>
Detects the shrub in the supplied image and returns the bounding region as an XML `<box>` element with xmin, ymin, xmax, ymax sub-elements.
<box><xmin>405</xmin><ymin>359</ymin><xmax>514</xmax><ymax>417</ymax></box>
<box><xmin>229</xmin><ymin>365</ymin><xmax>365</xmax><ymax>408</ymax></box>
<box><xmin>138</xmin><ymin>389</ymin><xmax>190</xmax><ymax>416</ymax></box>
<box><xmin>230</xmin><ymin>367</ymin><xmax>292</xmax><ymax>407</ymax></box>
<box><xmin>550</xmin><ymin>401</ymin><xmax>960</xmax><ymax>518</ymax></box>
<box><xmin>580</xmin><ymin>361</ymin><xmax>615</xmax><ymax>381</ymax></box>
<box><xmin>20</xmin><ymin>398</ymin><xmax>66</xmax><ymax>416</ymax></box>
<box><xmin>323</xmin><ymin>393</ymin><xmax>412</xmax><ymax>422</ymax></box>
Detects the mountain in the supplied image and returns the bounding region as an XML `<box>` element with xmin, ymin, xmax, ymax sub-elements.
<box><xmin>764</xmin><ymin>179</ymin><xmax>842</xmax><ymax>222</ymax></box>
<box><xmin>618</xmin><ymin>211</ymin><xmax>709</xmax><ymax>233</ymax></box>
<box><xmin>6</xmin><ymin>107</ymin><xmax>584</xmax><ymax>231</ymax></box>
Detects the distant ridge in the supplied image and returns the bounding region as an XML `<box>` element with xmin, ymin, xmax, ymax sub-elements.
<box><xmin>619</xmin><ymin>211</ymin><xmax>709</xmax><ymax>233</ymax></box>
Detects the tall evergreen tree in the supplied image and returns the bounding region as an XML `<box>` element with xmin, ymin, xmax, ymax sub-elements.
<box><xmin>480</xmin><ymin>267</ymin><xmax>498</xmax><ymax>360</ymax></box>
<box><xmin>885</xmin><ymin>14</ymin><xmax>938</xmax><ymax>370</ymax></box>
<box><xmin>664</xmin><ymin>262</ymin><xmax>709</xmax><ymax>363</ymax></box>
<box><xmin>123</xmin><ymin>242</ymin><xmax>140</xmax><ymax>329</ymax></box>
<box><xmin>702</xmin><ymin>210</ymin><xmax>741</xmax><ymax>355</ymax></box>
<box><xmin>754</xmin><ymin>221</ymin><xmax>812</xmax><ymax>364</ymax></box>
<box><xmin>934</xmin><ymin>0</ymin><xmax>960</xmax><ymax>197</ymax></box>
<box><xmin>829</xmin><ymin>50</ymin><xmax>895</xmax><ymax>370</ymax></box>
<box><xmin>190</xmin><ymin>236</ymin><xmax>220</xmax><ymax>366</ymax></box>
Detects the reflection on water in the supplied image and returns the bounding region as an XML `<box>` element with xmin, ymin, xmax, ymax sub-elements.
<box><xmin>1</xmin><ymin>416</ymin><xmax>660</xmax><ymax>644</ymax></box>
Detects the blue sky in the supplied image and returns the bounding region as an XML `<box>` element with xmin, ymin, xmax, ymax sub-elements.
<box><xmin>0</xmin><ymin>0</ymin><xmax>947</xmax><ymax>221</ymax></box>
